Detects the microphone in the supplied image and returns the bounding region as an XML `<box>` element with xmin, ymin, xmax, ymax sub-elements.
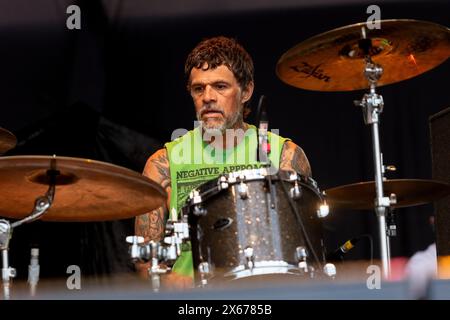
<box><xmin>256</xmin><ymin>95</ymin><xmax>270</xmax><ymax>163</ymax></box>
<box><xmin>327</xmin><ymin>237</ymin><xmax>361</xmax><ymax>261</ymax></box>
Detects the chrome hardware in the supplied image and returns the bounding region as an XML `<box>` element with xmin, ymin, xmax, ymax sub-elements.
<box><xmin>323</xmin><ymin>263</ymin><xmax>337</xmax><ymax>278</ymax></box>
<box><xmin>218</xmin><ymin>176</ymin><xmax>229</xmax><ymax>190</ymax></box>
<box><xmin>244</xmin><ymin>246</ymin><xmax>254</xmax><ymax>271</ymax></box>
<box><xmin>198</xmin><ymin>262</ymin><xmax>211</xmax><ymax>287</ymax></box>
<box><xmin>317</xmin><ymin>202</ymin><xmax>330</xmax><ymax>218</ymax></box>
<box><xmin>290</xmin><ymin>181</ymin><xmax>302</xmax><ymax>200</ymax></box>
<box><xmin>375</xmin><ymin>196</ymin><xmax>391</xmax><ymax>208</ymax></box>
<box><xmin>190</xmin><ymin>190</ymin><xmax>203</xmax><ymax>204</ymax></box>
<box><xmin>289</xmin><ymin>172</ymin><xmax>298</xmax><ymax>181</ymax></box>
<box><xmin>296</xmin><ymin>246</ymin><xmax>308</xmax><ymax>272</ymax></box>
<box><xmin>148</xmin><ymin>241</ymin><xmax>169</xmax><ymax>292</ymax></box>
<box><xmin>389</xmin><ymin>193</ymin><xmax>397</xmax><ymax>206</ymax></box>
<box><xmin>237</xmin><ymin>181</ymin><xmax>249</xmax><ymax>199</ymax></box>
<box><xmin>126</xmin><ymin>235</ymin><xmax>145</xmax><ymax>261</ymax></box>
<box><xmin>193</xmin><ymin>205</ymin><xmax>207</xmax><ymax>216</ymax></box>
<box><xmin>189</xmin><ymin>190</ymin><xmax>207</xmax><ymax>216</ymax></box>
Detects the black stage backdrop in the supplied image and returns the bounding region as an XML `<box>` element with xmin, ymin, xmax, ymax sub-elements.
<box><xmin>1</xmin><ymin>0</ymin><xmax>449</xmax><ymax>279</ymax></box>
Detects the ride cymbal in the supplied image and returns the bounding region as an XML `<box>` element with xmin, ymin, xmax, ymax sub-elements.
<box><xmin>276</xmin><ymin>19</ymin><xmax>450</xmax><ymax>91</ymax></box>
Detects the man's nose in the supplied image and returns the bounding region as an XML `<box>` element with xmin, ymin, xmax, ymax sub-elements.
<box><xmin>202</xmin><ymin>85</ymin><xmax>217</xmax><ymax>103</ymax></box>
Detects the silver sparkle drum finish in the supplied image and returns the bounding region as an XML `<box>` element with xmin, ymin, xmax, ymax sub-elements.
<box><xmin>183</xmin><ymin>168</ymin><xmax>330</xmax><ymax>283</ymax></box>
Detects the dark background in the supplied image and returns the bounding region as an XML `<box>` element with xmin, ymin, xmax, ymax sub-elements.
<box><xmin>0</xmin><ymin>0</ymin><xmax>449</xmax><ymax>279</ymax></box>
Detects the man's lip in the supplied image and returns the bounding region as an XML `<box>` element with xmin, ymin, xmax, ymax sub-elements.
<box><xmin>202</xmin><ymin>111</ymin><xmax>223</xmax><ymax>117</ymax></box>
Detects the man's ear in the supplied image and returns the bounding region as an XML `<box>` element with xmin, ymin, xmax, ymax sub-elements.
<box><xmin>241</xmin><ymin>81</ymin><xmax>254</xmax><ymax>104</ymax></box>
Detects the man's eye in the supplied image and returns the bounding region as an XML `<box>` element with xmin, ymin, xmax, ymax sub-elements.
<box><xmin>215</xmin><ymin>84</ymin><xmax>227</xmax><ymax>90</ymax></box>
<box><xmin>192</xmin><ymin>86</ymin><xmax>203</xmax><ymax>94</ymax></box>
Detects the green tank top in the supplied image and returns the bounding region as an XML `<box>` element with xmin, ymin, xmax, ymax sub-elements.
<box><xmin>164</xmin><ymin>124</ymin><xmax>289</xmax><ymax>278</ymax></box>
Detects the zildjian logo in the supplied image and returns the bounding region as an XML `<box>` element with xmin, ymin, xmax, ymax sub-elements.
<box><xmin>290</xmin><ymin>62</ymin><xmax>331</xmax><ymax>82</ymax></box>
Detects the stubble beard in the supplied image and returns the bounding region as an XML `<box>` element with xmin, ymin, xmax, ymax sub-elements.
<box><xmin>197</xmin><ymin>106</ymin><xmax>244</xmax><ymax>135</ymax></box>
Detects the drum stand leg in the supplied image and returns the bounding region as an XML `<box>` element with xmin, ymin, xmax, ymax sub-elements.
<box><xmin>1</xmin><ymin>222</ymin><xmax>15</xmax><ymax>300</ymax></box>
<box><xmin>354</xmin><ymin>52</ymin><xmax>394</xmax><ymax>279</ymax></box>
<box><xmin>148</xmin><ymin>241</ymin><xmax>169</xmax><ymax>292</ymax></box>
<box><xmin>148</xmin><ymin>255</ymin><xmax>161</xmax><ymax>292</ymax></box>
<box><xmin>0</xmin><ymin>164</ymin><xmax>58</xmax><ymax>299</ymax></box>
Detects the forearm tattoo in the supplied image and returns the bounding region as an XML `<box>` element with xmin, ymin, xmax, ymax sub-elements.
<box><xmin>135</xmin><ymin>206</ymin><xmax>167</xmax><ymax>242</ymax></box>
<box><xmin>135</xmin><ymin>148</ymin><xmax>171</xmax><ymax>242</ymax></box>
<box><xmin>147</xmin><ymin>149</ymin><xmax>171</xmax><ymax>190</ymax></box>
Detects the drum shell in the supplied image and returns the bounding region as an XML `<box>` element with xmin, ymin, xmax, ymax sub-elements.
<box><xmin>187</xmin><ymin>172</ymin><xmax>325</xmax><ymax>279</ymax></box>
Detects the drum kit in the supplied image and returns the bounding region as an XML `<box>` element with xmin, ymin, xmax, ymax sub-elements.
<box><xmin>1</xmin><ymin>19</ymin><xmax>450</xmax><ymax>297</ymax></box>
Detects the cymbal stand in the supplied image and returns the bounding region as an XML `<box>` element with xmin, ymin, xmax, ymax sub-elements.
<box><xmin>0</xmin><ymin>220</ymin><xmax>15</xmax><ymax>300</ymax></box>
<box><xmin>0</xmin><ymin>165</ymin><xmax>58</xmax><ymax>299</ymax></box>
<box><xmin>354</xmin><ymin>36</ymin><xmax>396</xmax><ymax>279</ymax></box>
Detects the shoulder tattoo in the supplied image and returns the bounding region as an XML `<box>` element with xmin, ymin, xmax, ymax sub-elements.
<box><xmin>280</xmin><ymin>141</ymin><xmax>312</xmax><ymax>177</ymax></box>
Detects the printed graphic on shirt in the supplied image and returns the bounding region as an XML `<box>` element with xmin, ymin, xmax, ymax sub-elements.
<box><xmin>175</xmin><ymin>163</ymin><xmax>265</xmax><ymax>211</ymax></box>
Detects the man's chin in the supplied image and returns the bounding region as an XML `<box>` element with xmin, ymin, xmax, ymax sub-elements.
<box><xmin>201</xmin><ymin>120</ymin><xmax>226</xmax><ymax>132</ymax></box>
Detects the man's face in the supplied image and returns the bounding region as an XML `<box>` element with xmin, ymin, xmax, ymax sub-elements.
<box><xmin>189</xmin><ymin>64</ymin><xmax>253</xmax><ymax>132</ymax></box>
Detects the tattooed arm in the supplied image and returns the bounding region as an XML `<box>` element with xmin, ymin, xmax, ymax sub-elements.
<box><xmin>134</xmin><ymin>148</ymin><xmax>171</xmax><ymax>278</ymax></box>
<box><xmin>279</xmin><ymin>141</ymin><xmax>312</xmax><ymax>177</ymax></box>
<box><xmin>134</xmin><ymin>149</ymin><xmax>193</xmax><ymax>289</ymax></box>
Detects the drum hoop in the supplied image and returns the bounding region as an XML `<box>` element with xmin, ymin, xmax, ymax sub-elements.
<box><xmin>223</xmin><ymin>260</ymin><xmax>300</xmax><ymax>280</ymax></box>
<box><xmin>186</xmin><ymin>169</ymin><xmax>324</xmax><ymax>206</ymax></box>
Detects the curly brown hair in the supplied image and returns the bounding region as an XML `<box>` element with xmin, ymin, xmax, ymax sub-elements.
<box><xmin>185</xmin><ymin>36</ymin><xmax>254</xmax><ymax>116</ymax></box>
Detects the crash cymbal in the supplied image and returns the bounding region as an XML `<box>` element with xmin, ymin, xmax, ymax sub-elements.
<box><xmin>276</xmin><ymin>19</ymin><xmax>450</xmax><ymax>91</ymax></box>
<box><xmin>325</xmin><ymin>179</ymin><xmax>450</xmax><ymax>210</ymax></box>
<box><xmin>0</xmin><ymin>156</ymin><xmax>166</xmax><ymax>222</ymax></box>
<box><xmin>0</xmin><ymin>127</ymin><xmax>17</xmax><ymax>154</ymax></box>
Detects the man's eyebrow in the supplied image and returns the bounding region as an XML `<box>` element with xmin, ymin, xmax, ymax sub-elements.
<box><xmin>189</xmin><ymin>81</ymin><xmax>204</xmax><ymax>87</ymax></box>
<box><xmin>190</xmin><ymin>80</ymin><xmax>230</xmax><ymax>87</ymax></box>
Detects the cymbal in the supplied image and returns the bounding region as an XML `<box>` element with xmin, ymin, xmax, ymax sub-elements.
<box><xmin>0</xmin><ymin>156</ymin><xmax>166</xmax><ymax>222</ymax></box>
<box><xmin>276</xmin><ymin>19</ymin><xmax>450</xmax><ymax>91</ymax></box>
<box><xmin>325</xmin><ymin>179</ymin><xmax>450</xmax><ymax>210</ymax></box>
<box><xmin>0</xmin><ymin>128</ymin><xmax>17</xmax><ymax>154</ymax></box>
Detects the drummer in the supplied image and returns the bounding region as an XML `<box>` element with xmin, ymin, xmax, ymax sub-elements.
<box><xmin>135</xmin><ymin>36</ymin><xmax>311</xmax><ymax>288</ymax></box>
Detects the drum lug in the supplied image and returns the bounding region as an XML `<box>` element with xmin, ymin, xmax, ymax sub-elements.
<box><xmin>244</xmin><ymin>246</ymin><xmax>255</xmax><ymax>271</ymax></box>
<box><xmin>198</xmin><ymin>262</ymin><xmax>212</xmax><ymax>287</ymax></box>
<box><xmin>317</xmin><ymin>201</ymin><xmax>329</xmax><ymax>218</ymax></box>
<box><xmin>296</xmin><ymin>246</ymin><xmax>309</xmax><ymax>272</ymax></box>
<box><xmin>290</xmin><ymin>181</ymin><xmax>302</xmax><ymax>200</ymax></box>
<box><xmin>289</xmin><ymin>172</ymin><xmax>298</xmax><ymax>181</ymax></box>
<box><xmin>193</xmin><ymin>205</ymin><xmax>207</xmax><ymax>216</ymax></box>
<box><xmin>218</xmin><ymin>176</ymin><xmax>229</xmax><ymax>190</ymax></box>
<box><xmin>237</xmin><ymin>181</ymin><xmax>249</xmax><ymax>199</ymax></box>
<box><xmin>189</xmin><ymin>190</ymin><xmax>202</xmax><ymax>205</ymax></box>
<box><xmin>190</xmin><ymin>190</ymin><xmax>207</xmax><ymax>216</ymax></box>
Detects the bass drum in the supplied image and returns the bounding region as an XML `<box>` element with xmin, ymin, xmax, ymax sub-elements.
<box><xmin>183</xmin><ymin>168</ymin><xmax>331</xmax><ymax>285</ymax></box>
